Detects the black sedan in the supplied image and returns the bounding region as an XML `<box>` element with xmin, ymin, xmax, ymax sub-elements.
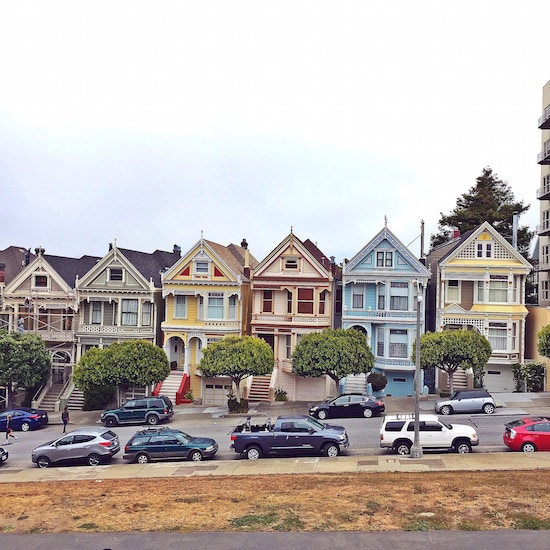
<box><xmin>309</xmin><ymin>394</ymin><xmax>385</xmax><ymax>420</ymax></box>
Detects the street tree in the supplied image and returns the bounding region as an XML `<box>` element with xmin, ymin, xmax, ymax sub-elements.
<box><xmin>430</xmin><ymin>166</ymin><xmax>533</xmax><ymax>258</ymax></box>
<box><xmin>74</xmin><ymin>340</ymin><xmax>170</xmax><ymax>404</ymax></box>
<box><xmin>537</xmin><ymin>324</ymin><xmax>550</xmax><ymax>360</ymax></box>
<box><xmin>292</xmin><ymin>328</ymin><xmax>375</xmax><ymax>385</ymax></box>
<box><xmin>0</xmin><ymin>331</ymin><xmax>51</xmax><ymax>408</ymax></box>
<box><xmin>199</xmin><ymin>336</ymin><xmax>274</xmax><ymax>401</ymax></box>
<box><xmin>414</xmin><ymin>330</ymin><xmax>492</xmax><ymax>393</ymax></box>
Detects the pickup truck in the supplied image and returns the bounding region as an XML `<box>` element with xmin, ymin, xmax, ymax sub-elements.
<box><xmin>230</xmin><ymin>414</ymin><xmax>349</xmax><ymax>460</ymax></box>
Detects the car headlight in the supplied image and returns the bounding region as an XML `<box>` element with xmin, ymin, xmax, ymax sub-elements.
<box><xmin>310</xmin><ymin>406</ymin><xmax>318</xmax><ymax>411</ymax></box>
<box><xmin>205</xmin><ymin>445</ymin><xmax>216</xmax><ymax>452</ymax></box>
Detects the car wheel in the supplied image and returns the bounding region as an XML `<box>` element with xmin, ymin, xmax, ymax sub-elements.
<box><xmin>395</xmin><ymin>441</ymin><xmax>411</xmax><ymax>455</ymax></box>
<box><xmin>20</xmin><ymin>422</ymin><xmax>31</xmax><ymax>432</ymax></box>
<box><xmin>87</xmin><ymin>453</ymin><xmax>102</xmax><ymax>466</ymax></box>
<box><xmin>189</xmin><ymin>450</ymin><xmax>203</xmax><ymax>462</ymax></box>
<box><xmin>362</xmin><ymin>408</ymin><xmax>374</xmax><ymax>418</ymax></box>
<box><xmin>455</xmin><ymin>441</ymin><xmax>472</xmax><ymax>454</ymax></box>
<box><xmin>105</xmin><ymin>417</ymin><xmax>117</xmax><ymax>427</ymax></box>
<box><xmin>323</xmin><ymin>444</ymin><xmax>339</xmax><ymax>458</ymax></box>
<box><xmin>317</xmin><ymin>410</ymin><xmax>327</xmax><ymax>420</ymax></box>
<box><xmin>246</xmin><ymin>446</ymin><xmax>262</xmax><ymax>460</ymax></box>
<box><xmin>482</xmin><ymin>403</ymin><xmax>495</xmax><ymax>414</ymax></box>
<box><xmin>146</xmin><ymin>415</ymin><xmax>159</xmax><ymax>426</ymax></box>
<box><xmin>136</xmin><ymin>453</ymin><xmax>150</xmax><ymax>464</ymax></box>
<box><xmin>521</xmin><ymin>442</ymin><xmax>537</xmax><ymax>453</ymax></box>
<box><xmin>36</xmin><ymin>456</ymin><xmax>50</xmax><ymax>468</ymax></box>
<box><xmin>440</xmin><ymin>405</ymin><xmax>452</xmax><ymax>415</ymax></box>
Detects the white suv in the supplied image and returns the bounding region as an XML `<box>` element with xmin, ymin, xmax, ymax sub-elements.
<box><xmin>379</xmin><ymin>414</ymin><xmax>479</xmax><ymax>455</ymax></box>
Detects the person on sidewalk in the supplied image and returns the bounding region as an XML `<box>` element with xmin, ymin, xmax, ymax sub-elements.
<box><xmin>4</xmin><ymin>415</ymin><xmax>18</xmax><ymax>444</ymax></box>
<box><xmin>61</xmin><ymin>406</ymin><xmax>70</xmax><ymax>433</ymax></box>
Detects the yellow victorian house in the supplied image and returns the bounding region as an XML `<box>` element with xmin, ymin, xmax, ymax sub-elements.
<box><xmin>160</xmin><ymin>236</ymin><xmax>256</xmax><ymax>405</ymax></box>
<box><xmin>426</xmin><ymin>222</ymin><xmax>532</xmax><ymax>393</ymax></box>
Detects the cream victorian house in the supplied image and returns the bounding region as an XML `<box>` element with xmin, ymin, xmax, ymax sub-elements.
<box><xmin>426</xmin><ymin>222</ymin><xmax>532</xmax><ymax>393</ymax></box>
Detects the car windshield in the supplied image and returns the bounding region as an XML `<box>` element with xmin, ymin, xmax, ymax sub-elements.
<box><xmin>441</xmin><ymin>421</ymin><xmax>453</xmax><ymax>430</ymax></box>
<box><xmin>305</xmin><ymin>416</ymin><xmax>325</xmax><ymax>430</ymax></box>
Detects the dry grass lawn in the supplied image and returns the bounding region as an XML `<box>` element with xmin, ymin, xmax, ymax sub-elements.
<box><xmin>1</xmin><ymin>470</ymin><xmax>549</xmax><ymax>534</ymax></box>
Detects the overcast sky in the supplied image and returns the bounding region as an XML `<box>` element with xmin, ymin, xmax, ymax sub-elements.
<box><xmin>1</xmin><ymin>1</ymin><xmax>547</xmax><ymax>265</ymax></box>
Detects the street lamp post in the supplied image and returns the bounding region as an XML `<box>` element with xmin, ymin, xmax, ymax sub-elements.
<box><xmin>410</xmin><ymin>279</ymin><xmax>423</xmax><ymax>459</ymax></box>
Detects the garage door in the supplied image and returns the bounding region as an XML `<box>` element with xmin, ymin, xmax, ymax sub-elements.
<box><xmin>484</xmin><ymin>366</ymin><xmax>514</xmax><ymax>393</ymax></box>
<box><xmin>203</xmin><ymin>379</ymin><xmax>232</xmax><ymax>406</ymax></box>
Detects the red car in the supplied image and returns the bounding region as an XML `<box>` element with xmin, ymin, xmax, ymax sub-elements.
<box><xmin>503</xmin><ymin>416</ymin><xmax>550</xmax><ymax>452</ymax></box>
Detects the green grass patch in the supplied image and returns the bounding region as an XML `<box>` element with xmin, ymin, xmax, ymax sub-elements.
<box><xmin>78</xmin><ymin>522</ymin><xmax>99</xmax><ymax>530</ymax></box>
<box><xmin>230</xmin><ymin>512</ymin><xmax>278</xmax><ymax>529</ymax></box>
<box><xmin>512</xmin><ymin>514</ymin><xmax>550</xmax><ymax>530</ymax></box>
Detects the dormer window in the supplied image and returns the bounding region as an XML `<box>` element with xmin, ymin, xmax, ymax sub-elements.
<box><xmin>284</xmin><ymin>258</ymin><xmax>299</xmax><ymax>270</ymax></box>
<box><xmin>376</xmin><ymin>251</ymin><xmax>393</xmax><ymax>267</ymax></box>
<box><xmin>195</xmin><ymin>261</ymin><xmax>209</xmax><ymax>275</ymax></box>
<box><xmin>109</xmin><ymin>268</ymin><xmax>123</xmax><ymax>281</ymax></box>
<box><xmin>476</xmin><ymin>242</ymin><xmax>492</xmax><ymax>258</ymax></box>
<box><xmin>33</xmin><ymin>274</ymin><xmax>48</xmax><ymax>288</ymax></box>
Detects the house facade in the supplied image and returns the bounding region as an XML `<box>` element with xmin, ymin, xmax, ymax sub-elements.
<box><xmin>249</xmin><ymin>231</ymin><xmax>341</xmax><ymax>402</ymax></box>
<box><xmin>426</xmin><ymin>222</ymin><xmax>532</xmax><ymax>393</ymax></box>
<box><xmin>0</xmin><ymin>246</ymin><xmax>98</xmax><ymax>407</ymax></box>
<box><xmin>341</xmin><ymin>225</ymin><xmax>430</xmax><ymax>397</ymax></box>
<box><xmin>161</xmin><ymin>237</ymin><xmax>255</xmax><ymax>405</ymax></box>
<box><xmin>75</xmin><ymin>244</ymin><xmax>181</xmax><ymax>362</ymax></box>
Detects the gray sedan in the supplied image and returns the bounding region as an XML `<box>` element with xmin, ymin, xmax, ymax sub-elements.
<box><xmin>31</xmin><ymin>427</ymin><xmax>120</xmax><ymax>468</ymax></box>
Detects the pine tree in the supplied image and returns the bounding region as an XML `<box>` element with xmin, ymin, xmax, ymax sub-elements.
<box><xmin>430</xmin><ymin>167</ymin><xmax>533</xmax><ymax>257</ymax></box>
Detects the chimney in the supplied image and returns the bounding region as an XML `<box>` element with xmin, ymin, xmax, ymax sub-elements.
<box><xmin>0</xmin><ymin>263</ymin><xmax>5</xmax><ymax>284</ymax></box>
<box><xmin>242</xmin><ymin>238</ymin><xmax>250</xmax><ymax>278</ymax></box>
<box><xmin>452</xmin><ymin>228</ymin><xmax>460</xmax><ymax>239</ymax></box>
<box><xmin>173</xmin><ymin>244</ymin><xmax>181</xmax><ymax>255</ymax></box>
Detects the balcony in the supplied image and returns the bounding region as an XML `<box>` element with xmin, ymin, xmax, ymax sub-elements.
<box><xmin>77</xmin><ymin>324</ymin><xmax>155</xmax><ymax>337</ymax></box>
<box><xmin>537</xmin><ymin>220</ymin><xmax>550</xmax><ymax>236</ymax></box>
<box><xmin>539</xmin><ymin>105</ymin><xmax>550</xmax><ymax>129</ymax></box>
<box><xmin>251</xmin><ymin>314</ymin><xmax>330</xmax><ymax>326</ymax></box>
<box><xmin>537</xmin><ymin>177</ymin><xmax>550</xmax><ymax>200</ymax></box>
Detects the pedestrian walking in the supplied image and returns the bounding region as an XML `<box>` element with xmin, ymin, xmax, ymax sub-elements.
<box><xmin>61</xmin><ymin>406</ymin><xmax>70</xmax><ymax>433</ymax></box>
<box><xmin>4</xmin><ymin>415</ymin><xmax>18</xmax><ymax>444</ymax></box>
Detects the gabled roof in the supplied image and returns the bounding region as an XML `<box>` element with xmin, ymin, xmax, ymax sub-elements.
<box><xmin>204</xmin><ymin>240</ymin><xmax>258</xmax><ymax>279</ymax></box>
<box><xmin>344</xmin><ymin>226</ymin><xmax>430</xmax><ymax>279</ymax></box>
<box><xmin>117</xmin><ymin>248</ymin><xmax>181</xmax><ymax>286</ymax></box>
<box><xmin>45</xmin><ymin>254</ymin><xmax>101</xmax><ymax>286</ymax></box>
<box><xmin>162</xmin><ymin>237</ymin><xmax>257</xmax><ymax>283</ymax></box>
<box><xmin>253</xmin><ymin>231</ymin><xmax>334</xmax><ymax>279</ymax></box>
<box><xmin>437</xmin><ymin>222</ymin><xmax>532</xmax><ymax>270</ymax></box>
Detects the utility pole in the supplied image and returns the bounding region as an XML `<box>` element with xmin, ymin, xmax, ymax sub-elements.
<box><xmin>410</xmin><ymin>279</ymin><xmax>423</xmax><ymax>459</ymax></box>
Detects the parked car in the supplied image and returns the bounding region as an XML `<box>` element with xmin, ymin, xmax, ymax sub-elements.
<box><xmin>100</xmin><ymin>395</ymin><xmax>174</xmax><ymax>427</ymax></box>
<box><xmin>380</xmin><ymin>413</ymin><xmax>479</xmax><ymax>455</ymax></box>
<box><xmin>309</xmin><ymin>394</ymin><xmax>385</xmax><ymax>419</ymax></box>
<box><xmin>0</xmin><ymin>446</ymin><xmax>8</xmax><ymax>465</ymax></box>
<box><xmin>434</xmin><ymin>389</ymin><xmax>496</xmax><ymax>415</ymax></box>
<box><xmin>123</xmin><ymin>427</ymin><xmax>218</xmax><ymax>463</ymax></box>
<box><xmin>231</xmin><ymin>415</ymin><xmax>349</xmax><ymax>459</ymax></box>
<box><xmin>503</xmin><ymin>416</ymin><xmax>550</xmax><ymax>452</ymax></box>
<box><xmin>31</xmin><ymin>427</ymin><xmax>120</xmax><ymax>468</ymax></box>
<box><xmin>0</xmin><ymin>407</ymin><xmax>49</xmax><ymax>431</ymax></box>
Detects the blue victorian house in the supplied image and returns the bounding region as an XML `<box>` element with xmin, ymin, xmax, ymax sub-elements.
<box><xmin>341</xmin><ymin>223</ymin><xmax>430</xmax><ymax>397</ymax></box>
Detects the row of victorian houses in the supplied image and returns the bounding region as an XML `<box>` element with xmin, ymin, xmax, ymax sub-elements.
<box><xmin>0</xmin><ymin>220</ymin><xmax>545</xmax><ymax>411</ymax></box>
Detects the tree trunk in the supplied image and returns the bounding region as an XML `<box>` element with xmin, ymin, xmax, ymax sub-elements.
<box><xmin>447</xmin><ymin>369</ymin><xmax>455</xmax><ymax>394</ymax></box>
